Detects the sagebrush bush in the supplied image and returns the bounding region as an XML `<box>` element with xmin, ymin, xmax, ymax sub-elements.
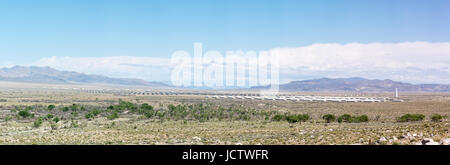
<box><xmin>47</xmin><ymin>105</ymin><xmax>56</xmax><ymax>111</ymax></box>
<box><xmin>107</xmin><ymin>112</ymin><xmax>119</xmax><ymax>120</ymax></box>
<box><xmin>297</xmin><ymin>114</ymin><xmax>310</xmax><ymax>122</ymax></box>
<box><xmin>33</xmin><ymin>118</ymin><xmax>43</xmax><ymax>128</ymax></box>
<box><xmin>286</xmin><ymin>115</ymin><xmax>299</xmax><ymax>123</ymax></box>
<box><xmin>337</xmin><ymin>114</ymin><xmax>369</xmax><ymax>123</ymax></box>
<box><xmin>50</xmin><ymin>123</ymin><xmax>58</xmax><ymax>130</ymax></box>
<box><xmin>85</xmin><ymin>113</ymin><xmax>94</xmax><ymax>119</ymax></box>
<box><xmin>431</xmin><ymin>114</ymin><xmax>446</xmax><ymax>122</ymax></box>
<box><xmin>91</xmin><ymin>109</ymin><xmax>101</xmax><ymax>116</ymax></box>
<box><xmin>338</xmin><ymin>114</ymin><xmax>352</xmax><ymax>123</ymax></box>
<box><xmin>18</xmin><ymin>110</ymin><xmax>32</xmax><ymax>118</ymax></box>
<box><xmin>271</xmin><ymin>114</ymin><xmax>284</xmax><ymax>121</ymax></box>
<box><xmin>322</xmin><ymin>114</ymin><xmax>336</xmax><ymax>123</ymax></box>
<box><xmin>53</xmin><ymin>117</ymin><xmax>60</xmax><ymax>123</ymax></box>
<box><xmin>353</xmin><ymin>115</ymin><xmax>369</xmax><ymax>123</ymax></box>
<box><xmin>397</xmin><ymin>114</ymin><xmax>425</xmax><ymax>122</ymax></box>
<box><xmin>46</xmin><ymin>114</ymin><xmax>54</xmax><ymax>119</ymax></box>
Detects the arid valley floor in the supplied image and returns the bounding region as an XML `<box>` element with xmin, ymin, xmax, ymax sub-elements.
<box><xmin>0</xmin><ymin>82</ymin><xmax>449</xmax><ymax>145</ymax></box>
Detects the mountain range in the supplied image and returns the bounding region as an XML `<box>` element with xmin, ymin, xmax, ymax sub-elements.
<box><xmin>1</xmin><ymin>66</ymin><xmax>449</xmax><ymax>92</ymax></box>
<box><xmin>253</xmin><ymin>77</ymin><xmax>450</xmax><ymax>92</ymax></box>
<box><xmin>0</xmin><ymin>66</ymin><xmax>168</xmax><ymax>87</ymax></box>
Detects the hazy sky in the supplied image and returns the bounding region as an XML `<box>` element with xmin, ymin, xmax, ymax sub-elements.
<box><xmin>1</xmin><ymin>0</ymin><xmax>450</xmax><ymax>84</ymax></box>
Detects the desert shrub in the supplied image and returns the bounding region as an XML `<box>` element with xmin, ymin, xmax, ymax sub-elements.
<box><xmin>144</xmin><ymin>111</ymin><xmax>154</xmax><ymax>118</ymax></box>
<box><xmin>156</xmin><ymin>111</ymin><xmax>166</xmax><ymax>119</ymax></box>
<box><xmin>47</xmin><ymin>105</ymin><xmax>56</xmax><ymax>111</ymax></box>
<box><xmin>70</xmin><ymin>104</ymin><xmax>79</xmax><ymax>111</ymax></box>
<box><xmin>239</xmin><ymin>114</ymin><xmax>251</xmax><ymax>121</ymax></box>
<box><xmin>338</xmin><ymin>114</ymin><xmax>352</xmax><ymax>123</ymax></box>
<box><xmin>137</xmin><ymin>103</ymin><xmax>154</xmax><ymax>116</ymax></box>
<box><xmin>62</xmin><ymin>107</ymin><xmax>70</xmax><ymax>112</ymax></box>
<box><xmin>91</xmin><ymin>109</ymin><xmax>101</xmax><ymax>116</ymax></box>
<box><xmin>71</xmin><ymin>112</ymin><xmax>78</xmax><ymax>117</ymax></box>
<box><xmin>285</xmin><ymin>115</ymin><xmax>299</xmax><ymax>123</ymax></box>
<box><xmin>284</xmin><ymin>114</ymin><xmax>309</xmax><ymax>123</ymax></box>
<box><xmin>85</xmin><ymin>112</ymin><xmax>94</xmax><ymax>119</ymax></box>
<box><xmin>33</xmin><ymin>118</ymin><xmax>43</xmax><ymax>128</ymax></box>
<box><xmin>118</xmin><ymin>100</ymin><xmax>137</xmax><ymax>111</ymax></box>
<box><xmin>322</xmin><ymin>114</ymin><xmax>336</xmax><ymax>123</ymax></box>
<box><xmin>50</xmin><ymin>123</ymin><xmax>58</xmax><ymax>130</ymax></box>
<box><xmin>85</xmin><ymin>109</ymin><xmax>101</xmax><ymax>119</ymax></box>
<box><xmin>18</xmin><ymin>110</ymin><xmax>32</xmax><ymax>118</ymax></box>
<box><xmin>337</xmin><ymin>114</ymin><xmax>369</xmax><ymax>123</ymax></box>
<box><xmin>4</xmin><ymin>116</ymin><xmax>12</xmax><ymax>122</ymax></box>
<box><xmin>297</xmin><ymin>114</ymin><xmax>310</xmax><ymax>122</ymax></box>
<box><xmin>106</xmin><ymin>100</ymin><xmax>138</xmax><ymax>112</ymax></box>
<box><xmin>271</xmin><ymin>114</ymin><xmax>285</xmax><ymax>122</ymax></box>
<box><xmin>46</xmin><ymin>114</ymin><xmax>54</xmax><ymax>119</ymax></box>
<box><xmin>397</xmin><ymin>114</ymin><xmax>425</xmax><ymax>122</ymax></box>
<box><xmin>70</xmin><ymin>120</ymin><xmax>79</xmax><ymax>128</ymax></box>
<box><xmin>168</xmin><ymin>104</ymin><xmax>176</xmax><ymax>111</ymax></box>
<box><xmin>353</xmin><ymin>115</ymin><xmax>369</xmax><ymax>123</ymax></box>
<box><xmin>431</xmin><ymin>114</ymin><xmax>446</xmax><ymax>122</ymax></box>
<box><xmin>107</xmin><ymin>105</ymin><xmax>114</xmax><ymax>110</ymax></box>
<box><xmin>25</xmin><ymin>106</ymin><xmax>33</xmax><ymax>111</ymax></box>
<box><xmin>53</xmin><ymin>117</ymin><xmax>60</xmax><ymax>123</ymax></box>
<box><xmin>141</xmin><ymin>103</ymin><xmax>153</xmax><ymax>111</ymax></box>
<box><xmin>107</xmin><ymin>112</ymin><xmax>119</xmax><ymax>120</ymax></box>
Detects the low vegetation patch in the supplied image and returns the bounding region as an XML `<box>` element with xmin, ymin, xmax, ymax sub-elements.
<box><xmin>18</xmin><ymin>110</ymin><xmax>32</xmax><ymax>119</ymax></box>
<box><xmin>396</xmin><ymin>114</ymin><xmax>425</xmax><ymax>122</ymax></box>
<box><xmin>430</xmin><ymin>114</ymin><xmax>447</xmax><ymax>122</ymax></box>
<box><xmin>337</xmin><ymin>114</ymin><xmax>369</xmax><ymax>123</ymax></box>
<box><xmin>33</xmin><ymin>118</ymin><xmax>43</xmax><ymax>128</ymax></box>
<box><xmin>5</xmin><ymin>100</ymin><xmax>447</xmax><ymax>128</ymax></box>
<box><xmin>271</xmin><ymin>113</ymin><xmax>310</xmax><ymax>123</ymax></box>
<box><xmin>322</xmin><ymin>114</ymin><xmax>336</xmax><ymax>123</ymax></box>
<box><xmin>107</xmin><ymin>112</ymin><xmax>119</xmax><ymax>120</ymax></box>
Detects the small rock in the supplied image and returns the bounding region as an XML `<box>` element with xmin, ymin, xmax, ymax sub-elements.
<box><xmin>440</xmin><ymin>138</ymin><xmax>450</xmax><ymax>145</ymax></box>
<box><xmin>192</xmin><ymin>136</ymin><xmax>202</xmax><ymax>141</ymax></box>
<box><xmin>359</xmin><ymin>138</ymin><xmax>364</xmax><ymax>143</ymax></box>
<box><xmin>235</xmin><ymin>143</ymin><xmax>242</xmax><ymax>145</ymax></box>
<box><xmin>379</xmin><ymin>136</ymin><xmax>387</xmax><ymax>142</ymax></box>
<box><xmin>412</xmin><ymin>142</ymin><xmax>422</xmax><ymax>145</ymax></box>
<box><xmin>421</xmin><ymin>138</ymin><xmax>434</xmax><ymax>145</ymax></box>
<box><xmin>425</xmin><ymin>141</ymin><xmax>440</xmax><ymax>145</ymax></box>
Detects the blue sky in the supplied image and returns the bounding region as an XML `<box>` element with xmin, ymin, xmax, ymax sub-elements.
<box><xmin>1</xmin><ymin>0</ymin><xmax>450</xmax><ymax>84</ymax></box>
<box><xmin>1</xmin><ymin>0</ymin><xmax>449</xmax><ymax>63</ymax></box>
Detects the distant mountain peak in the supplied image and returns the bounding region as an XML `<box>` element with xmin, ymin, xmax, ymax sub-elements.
<box><xmin>253</xmin><ymin>77</ymin><xmax>449</xmax><ymax>92</ymax></box>
<box><xmin>0</xmin><ymin>65</ymin><xmax>168</xmax><ymax>87</ymax></box>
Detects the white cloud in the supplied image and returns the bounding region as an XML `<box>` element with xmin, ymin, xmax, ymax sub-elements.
<box><xmin>271</xmin><ymin>41</ymin><xmax>450</xmax><ymax>84</ymax></box>
<box><xmin>30</xmin><ymin>41</ymin><xmax>450</xmax><ymax>85</ymax></box>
